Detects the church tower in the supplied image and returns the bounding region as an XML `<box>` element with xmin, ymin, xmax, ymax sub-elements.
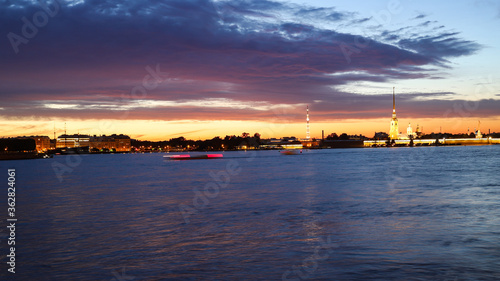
<box><xmin>389</xmin><ymin>87</ymin><xmax>399</xmax><ymax>140</ymax></box>
<box><xmin>476</xmin><ymin>120</ymin><xmax>482</xmax><ymax>139</ymax></box>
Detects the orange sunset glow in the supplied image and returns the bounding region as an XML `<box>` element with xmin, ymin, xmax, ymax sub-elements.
<box><xmin>1</xmin><ymin>0</ymin><xmax>499</xmax><ymax>141</ymax></box>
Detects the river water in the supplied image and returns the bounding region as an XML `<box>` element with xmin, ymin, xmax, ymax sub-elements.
<box><xmin>1</xmin><ymin>145</ymin><xmax>500</xmax><ymax>280</ymax></box>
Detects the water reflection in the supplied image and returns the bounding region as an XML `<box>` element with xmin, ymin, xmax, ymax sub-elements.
<box><xmin>8</xmin><ymin>147</ymin><xmax>500</xmax><ymax>280</ymax></box>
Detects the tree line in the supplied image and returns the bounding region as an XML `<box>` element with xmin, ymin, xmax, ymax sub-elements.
<box><xmin>132</xmin><ymin>133</ymin><xmax>261</xmax><ymax>151</ymax></box>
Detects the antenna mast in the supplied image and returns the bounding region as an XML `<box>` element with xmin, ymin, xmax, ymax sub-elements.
<box><xmin>306</xmin><ymin>105</ymin><xmax>310</xmax><ymax>140</ymax></box>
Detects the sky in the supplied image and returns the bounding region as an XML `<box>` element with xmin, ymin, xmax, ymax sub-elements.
<box><xmin>1</xmin><ymin>0</ymin><xmax>499</xmax><ymax>140</ymax></box>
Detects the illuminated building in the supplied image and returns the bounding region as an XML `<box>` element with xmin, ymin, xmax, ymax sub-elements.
<box><xmin>301</xmin><ymin>139</ymin><xmax>320</xmax><ymax>148</ymax></box>
<box><xmin>407</xmin><ymin>123</ymin><xmax>416</xmax><ymax>139</ymax></box>
<box><xmin>56</xmin><ymin>134</ymin><xmax>90</xmax><ymax>148</ymax></box>
<box><xmin>415</xmin><ymin>124</ymin><xmax>422</xmax><ymax>137</ymax></box>
<box><xmin>114</xmin><ymin>135</ymin><xmax>131</xmax><ymax>151</ymax></box>
<box><xmin>89</xmin><ymin>135</ymin><xmax>115</xmax><ymax>150</ymax></box>
<box><xmin>260</xmin><ymin>137</ymin><xmax>304</xmax><ymax>149</ymax></box>
<box><xmin>56</xmin><ymin>134</ymin><xmax>131</xmax><ymax>151</ymax></box>
<box><xmin>89</xmin><ymin>134</ymin><xmax>131</xmax><ymax>152</ymax></box>
<box><xmin>389</xmin><ymin>87</ymin><xmax>399</xmax><ymax>140</ymax></box>
<box><xmin>32</xmin><ymin>136</ymin><xmax>51</xmax><ymax>152</ymax></box>
<box><xmin>398</xmin><ymin>123</ymin><xmax>416</xmax><ymax>140</ymax></box>
<box><xmin>18</xmin><ymin>136</ymin><xmax>50</xmax><ymax>152</ymax></box>
<box><xmin>476</xmin><ymin>120</ymin><xmax>482</xmax><ymax>139</ymax></box>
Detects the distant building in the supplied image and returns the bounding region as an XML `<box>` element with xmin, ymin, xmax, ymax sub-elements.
<box><xmin>18</xmin><ymin>136</ymin><xmax>51</xmax><ymax>152</ymax></box>
<box><xmin>57</xmin><ymin>134</ymin><xmax>131</xmax><ymax>152</ymax></box>
<box><xmin>33</xmin><ymin>136</ymin><xmax>51</xmax><ymax>152</ymax></box>
<box><xmin>57</xmin><ymin>134</ymin><xmax>90</xmax><ymax>148</ymax></box>
<box><xmin>260</xmin><ymin>138</ymin><xmax>303</xmax><ymax>149</ymax></box>
<box><xmin>407</xmin><ymin>123</ymin><xmax>413</xmax><ymax>137</ymax></box>
<box><xmin>50</xmin><ymin>139</ymin><xmax>57</xmax><ymax>149</ymax></box>
<box><xmin>415</xmin><ymin>124</ymin><xmax>423</xmax><ymax>137</ymax></box>
<box><xmin>399</xmin><ymin>123</ymin><xmax>416</xmax><ymax>140</ymax></box>
<box><xmin>89</xmin><ymin>135</ymin><xmax>114</xmax><ymax>150</ymax></box>
<box><xmin>301</xmin><ymin>139</ymin><xmax>320</xmax><ymax>148</ymax></box>
<box><xmin>113</xmin><ymin>134</ymin><xmax>131</xmax><ymax>151</ymax></box>
<box><xmin>90</xmin><ymin>134</ymin><xmax>131</xmax><ymax>152</ymax></box>
<box><xmin>476</xmin><ymin>121</ymin><xmax>483</xmax><ymax>139</ymax></box>
<box><xmin>389</xmin><ymin>87</ymin><xmax>399</xmax><ymax>140</ymax></box>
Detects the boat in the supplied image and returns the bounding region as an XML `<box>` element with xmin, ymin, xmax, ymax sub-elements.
<box><xmin>280</xmin><ymin>150</ymin><xmax>301</xmax><ymax>155</ymax></box>
<box><xmin>164</xmin><ymin>154</ymin><xmax>223</xmax><ymax>160</ymax></box>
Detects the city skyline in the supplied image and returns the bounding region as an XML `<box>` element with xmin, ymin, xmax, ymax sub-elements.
<box><xmin>1</xmin><ymin>0</ymin><xmax>500</xmax><ymax>140</ymax></box>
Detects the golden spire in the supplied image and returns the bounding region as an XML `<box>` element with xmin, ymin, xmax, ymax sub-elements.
<box><xmin>393</xmin><ymin>87</ymin><xmax>396</xmax><ymax>114</ymax></box>
<box><xmin>389</xmin><ymin>87</ymin><xmax>399</xmax><ymax>140</ymax></box>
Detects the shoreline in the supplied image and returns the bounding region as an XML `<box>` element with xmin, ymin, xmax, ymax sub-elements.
<box><xmin>2</xmin><ymin>138</ymin><xmax>498</xmax><ymax>161</ymax></box>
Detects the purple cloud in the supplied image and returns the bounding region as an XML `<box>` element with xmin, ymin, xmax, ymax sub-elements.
<box><xmin>0</xmin><ymin>0</ymin><xmax>490</xmax><ymax>123</ymax></box>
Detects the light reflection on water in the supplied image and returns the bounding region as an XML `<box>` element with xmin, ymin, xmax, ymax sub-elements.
<box><xmin>2</xmin><ymin>145</ymin><xmax>500</xmax><ymax>280</ymax></box>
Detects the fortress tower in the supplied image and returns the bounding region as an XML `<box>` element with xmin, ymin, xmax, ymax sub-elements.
<box><xmin>389</xmin><ymin>87</ymin><xmax>399</xmax><ymax>140</ymax></box>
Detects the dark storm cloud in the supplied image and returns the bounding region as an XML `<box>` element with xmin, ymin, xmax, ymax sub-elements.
<box><xmin>0</xmin><ymin>0</ymin><xmax>489</xmax><ymax>121</ymax></box>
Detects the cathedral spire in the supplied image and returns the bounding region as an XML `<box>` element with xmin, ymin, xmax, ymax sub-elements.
<box><xmin>389</xmin><ymin>87</ymin><xmax>399</xmax><ymax>140</ymax></box>
<box><xmin>393</xmin><ymin>87</ymin><xmax>396</xmax><ymax>114</ymax></box>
